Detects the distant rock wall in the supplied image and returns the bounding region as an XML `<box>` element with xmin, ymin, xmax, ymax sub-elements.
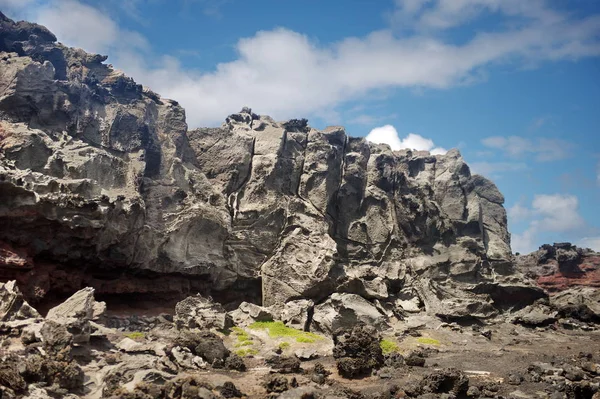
<box><xmin>0</xmin><ymin>12</ymin><xmax>543</xmax><ymax>318</ymax></box>
<box><xmin>517</xmin><ymin>243</ymin><xmax>600</xmax><ymax>292</ymax></box>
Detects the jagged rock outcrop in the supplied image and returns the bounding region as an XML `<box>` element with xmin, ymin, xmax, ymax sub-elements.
<box><xmin>0</xmin><ymin>280</ymin><xmax>40</xmax><ymax>321</ymax></box>
<box><xmin>517</xmin><ymin>243</ymin><xmax>600</xmax><ymax>292</ymax></box>
<box><xmin>0</xmin><ymin>13</ymin><xmax>544</xmax><ymax>321</ymax></box>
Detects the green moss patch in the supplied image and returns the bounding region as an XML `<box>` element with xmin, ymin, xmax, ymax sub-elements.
<box><xmin>124</xmin><ymin>332</ymin><xmax>145</xmax><ymax>340</ymax></box>
<box><xmin>231</xmin><ymin>326</ymin><xmax>256</xmax><ymax>347</ymax></box>
<box><xmin>417</xmin><ymin>337</ymin><xmax>441</xmax><ymax>346</ymax></box>
<box><xmin>278</xmin><ymin>342</ymin><xmax>290</xmax><ymax>350</ymax></box>
<box><xmin>235</xmin><ymin>348</ymin><xmax>258</xmax><ymax>357</ymax></box>
<box><xmin>248</xmin><ymin>321</ymin><xmax>322</xmax><ymax>343</ymax></box>
<box><xmin>380</xmin><ymin>339</ymin><xmax>400</xmax><ymax>354</ymax></box>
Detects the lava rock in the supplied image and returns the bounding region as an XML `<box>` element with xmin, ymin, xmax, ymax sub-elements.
<box><xmin>264</xmin><ymin>374</ymin><xmax>289</xmax><ymax>393</ymax></box>
<box><xmin>265</xmin><ymin>355</ymin><xmax>301</xmax><ymax>374</ymax></box>
<box><xmin>333</xmin><ymin>323</ymin><xmax>384</xmax><ymax>378</ymax></box>
<box><xmin>420</xmin><ymin>368</ymin><xmax>469</xmax><ymax>396</ymax></box>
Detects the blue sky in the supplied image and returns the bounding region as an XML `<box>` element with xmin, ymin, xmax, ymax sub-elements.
<box><xmin>2</xmin><ymin>0</ymin><xmax>599</xmax><ymax>253</ymax></box>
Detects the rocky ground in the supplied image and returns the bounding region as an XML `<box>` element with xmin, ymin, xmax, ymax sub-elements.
<box><xmin>1</xmin><ymin>274</ymin><xmax>600</xmax><ymax>399</ymax></box>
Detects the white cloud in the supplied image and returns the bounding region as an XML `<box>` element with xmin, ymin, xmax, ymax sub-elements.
<box><xmin>365</xmin><ymin>125</ymin><xmax>447</xmax><ymax>154</ymax></box>
<box><xmin>481</xmin><ymin>135</ymin><xmax>574</xmax><ymax>162</ymax></box>
<box><xmin>508</xmin><ymin>201</ymin><xmax>532</xmax><ymax>220</ymax></box>
<box><xmin>391</xmin><ymin>0</ymin><xmax>563</xmax><ymax>32</ymax></box>
<box><xmin>6</xmin><ymin>0</ymin><xmax>600</xmax><ymax>127</ymax></box>
<box><xmin>469</xmin><ymin>161</ymin><xmax>528</xmax><ymax>178</ymax></box>
<box><xmin>14</xmin><ymin>1</ymin><xmax>147</xmax><ymax>56</ymax></box>
<box><xmin>0</xmin><ymin>0</ymin><xmax>35</xmax><ymax>11</ymax></box>
<box><xmin>577</xmin><ymin>237</ymin><xmax>600</xmax><ymax>252</ymax></box>
<box><xmin>509</xmin><ymin>194</ymin><xmax>586</xmax><ymax>254</ymax></box>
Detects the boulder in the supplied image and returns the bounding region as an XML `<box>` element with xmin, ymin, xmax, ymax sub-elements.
<box><xmin>333</xmin><ymin>323</ymin><xmax>384</xmax><ymax>379</ymax></box>
<box><xmin>45</xmin><ymin>287</ymin><xmax>105</xmax><ymax>344</ymax></box>
<box><xmin>0</xmin><ymin>281</ymin><xmax>40</xmax><ymax>322</ymax></box>
<box><xmin>551</xmin><ymin>287</ymin><xmax>600</xmax><ymax>322</ymax></box>
<box><xmin>510</xmin><ymin>303</ymin><xmax>558</xmax><ymax>327</ymax></box>
<box><xmin>174</xmin><ymin>295</ymin><xmax>232</xmax><ymax>330</ymax></box>
<box><xmin>280</xmin><ymin>299</ymin><xmax>314</xmax><ymax>331</ymax></box>
<box><xmin>229</xmin><ymin>301</ymin><xmax>275</xmax><ymax>327</ymax></box>
<box><xmin>46</xmin><ymin>287</ymin><xmax>105</xmax><ymax>321</ymax></box>
<box><xmin>312</xmin><ymin>293</ymin><xmax>389</xmax><ymax>335</ymax></box>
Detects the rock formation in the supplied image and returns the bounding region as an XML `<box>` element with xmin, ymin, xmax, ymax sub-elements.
<box><xmin>0</xmin><ymin>12</ymin><xmax>544</xmax><ymax>322</ymax></box>
<box><xmin>517</xmin><ymin>242</ymin><xmax>600</xmax><ymax>292</ymax></box>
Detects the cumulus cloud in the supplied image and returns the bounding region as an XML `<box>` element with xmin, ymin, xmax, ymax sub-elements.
<box><xmin>481</xmin><ymin>136</ymin><xmax>574</xmax><ymax>162</ymax></box>
<box><xmin>510</xmin><ymin>194</ymin><xmax>586</xmax><ymax>254</ymax></box>
<box><xmin>29</xmin><ymin>0</ymin><xmax>148</xmax><ymax>55</ymax></box>
<box><xmin>390</xmin><ymin>0</ymin><xmax>565</xmax><ymax>31</ymax></box>
<box><xmin>6</xmin><ymin>0</ymin><xmax>600</xmax><ymax>127</ymax></box>
<box><xmin>365</xmin><ymin>125</ymin><xmax>447</xmax><ymax>153</ymax></box>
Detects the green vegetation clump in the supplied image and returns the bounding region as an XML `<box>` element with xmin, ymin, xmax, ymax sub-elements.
<box><xmin>232</xmin><ymin>326</ymin><xmax>254</xmax><ymax>346</ymax></box>
<box><xmin>235</xmin><ymin>348</ymin><xmax>258</xmax><ymax>357</ymax></box>
<box><xmin>125</xmin><ymin>331</ymin><xmax>145</xmax><ymax>340</ymax></box>
<box><xmin>380</xmin><ymin>338</ymin><xmax>400</xmax><ymax>354</ymax></box>
<box><xmin>248</xmin><ymin>321</ymin><xmax>322</xmax><ymax>343</ymax></box>
<box><xmin>417</xmin><ymin>337</ymin><xmax>441</xmax><ymax>346</ymax></box>
<box><xmin>278</xmin><ymin>342</ymin><xmax>290</xmax><ymax>350</ymax></box>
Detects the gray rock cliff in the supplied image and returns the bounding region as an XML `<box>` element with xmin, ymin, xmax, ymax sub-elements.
<box><xmin>0</xmin><ymin>12</ymin><xmax>543</xmax><ymax>320</ymax></box>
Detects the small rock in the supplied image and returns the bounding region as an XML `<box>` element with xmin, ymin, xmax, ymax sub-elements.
<box><xmin>405</xmin><ymin>352</ymin><xmax>426</xmax><ymax>367</ymax></box>
<box><xmin>480</xmin><ymin>329</ymin><xmax>492</xmax><ymax>339</ymax></box>
<box><xmin>294</xmin><ymin>348</ymin><xmax>318</xmax><ymax>360</ymax></box>
<box><xmin>217</xmin><ymin>381</ymin><xmax>243</xmax><ymax>398</ymax></box>
<box><xmin>508</xmin><ymin>372</ymin><xmax>523</xmax><ymax>385</ymax></box>
<box><xmin>265</xmin><ymin>355</ymin><xmax>301</xmax><ymax>374</ymax></box>
<box><xmin>467</xmin><ymin>386</ymin><xmax>480</xmax><ymax>397</ymax></box>
<box><xmin>264</xmin><ymin>374</ymin><xmax>288</xmax><ymax>393</ymax></box>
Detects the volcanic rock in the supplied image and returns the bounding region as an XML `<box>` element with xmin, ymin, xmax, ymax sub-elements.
<box><xmin>332</xmin><ymin>323</ymin><xmax>384</xmax><ymax>378</ymax></box>
<box><xmin>517</xmin><ymin>243</ymin><xmax>600</xmax><ymax>292</ymax></box>
<box><xmin>0</xmin><ymin>280</ymin><xmax>40</xmax><ymax>322</ymax></box>
<box><xmin>312</xmin><ymin>293</ymin><xmax>390</xmax><ymax>335</ymax></box>
<box><xmin>229</xmin><ymin>301</ymin><xmax>275</xmax><ymax>327</ymax></box>
<box><xmin>174</xmin><ymin>295</ymin><xmax>232</xmax><ymax>330</ymax></box>
<box><xmin>280</xmin><ymin>299</ymin><xmax>314</xmax><ymax>331</ymax></box>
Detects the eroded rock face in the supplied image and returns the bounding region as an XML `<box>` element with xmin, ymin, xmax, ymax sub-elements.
<box><xmin>0</xmin><ymin>13</ymin><xmax>542</xmax><ymax>320</ymax></box>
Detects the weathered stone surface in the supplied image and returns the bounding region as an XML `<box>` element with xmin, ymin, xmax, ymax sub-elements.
<box><xmin>174</xmin><ymin>295</ymin><xmax>232</xmax><ymax>330</ymax></box>
<box><xmin>229</xmin><ymin>301</ymin><xmax>275</xmax><ymax>327</ymax></box>
<box><xmin>280</xmin><ymin>299</ymin><xmax>314</xmax><ymax>331</ymax></box>
<box><xmin>551</xmin><ymin>287</ymin><xmax>600</xmax><ymax>322</ymax></box>
<box><xmin>312</xmin><ymin>293</ymin><xmax>389</xmax><ymax>335</ymax></box>
<box><xmin>0</xmin><ymin>280</ymin><xmax>40</xmax><ymax>321</ymax></box>
<box><xmin>45</xmin><ymin>287</ymin><xmax>104</xmax><ymax>344</ymax></box>
<box><xmin>46</xmin><ymin>287</ymin><xmax>105</xmax><ymax>322</ymax></box>
<box><xmin>510</xmin><ymin>303</ymin><xmax>558</xmax><ymax>327</ymax></box>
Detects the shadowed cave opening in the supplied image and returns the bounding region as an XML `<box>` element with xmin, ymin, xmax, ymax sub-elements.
<box><xmin>5</xmin><ymin>258</ymin><xmax>264</xmax><ymax>316</ymax></box>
